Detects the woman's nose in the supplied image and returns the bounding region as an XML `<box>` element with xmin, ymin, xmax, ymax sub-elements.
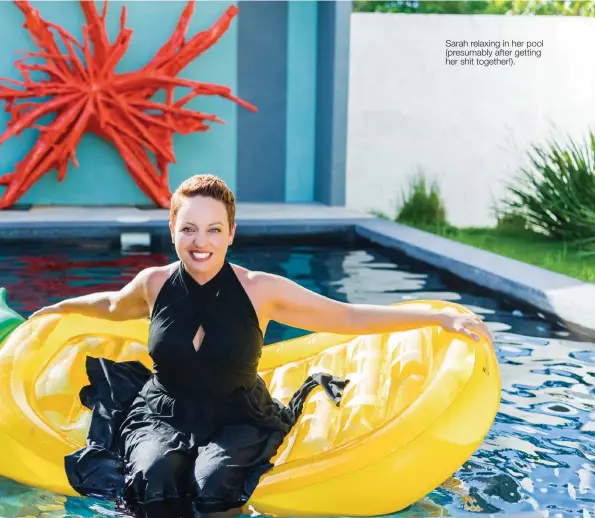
<box><xmin>193</xmin><ymin>231</ymin><xmax>207</xmax><ymax>246</ymax></box>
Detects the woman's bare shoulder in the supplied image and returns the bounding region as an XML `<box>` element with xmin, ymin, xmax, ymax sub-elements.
<box><xmin>229</xmin><ymin>263</ymin><xmax>273</xmax><ymax>289</ymax></box>
<box><xmin>228</xmin><ymin>263</ymin><xmax>285</xmax><ymax>309</ymax></box>
<box><xmin>142</xmin><ymin>262</ymin><xmax>179</xmax><ymax>304</ymax></box>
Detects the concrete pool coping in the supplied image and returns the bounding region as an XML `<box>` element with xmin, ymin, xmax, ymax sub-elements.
<box><xmin>1</xmin><ymin>205</ymin><xmax>594</xmax><ymax>340</ymax></box>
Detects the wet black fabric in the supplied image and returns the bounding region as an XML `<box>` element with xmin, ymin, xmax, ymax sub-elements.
<box><xmin>64</xmin><ymin>261</ymin><xmax>349</xmax><ymax>517</ymax></box>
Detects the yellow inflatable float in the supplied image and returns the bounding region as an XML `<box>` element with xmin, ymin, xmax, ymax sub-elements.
<box><xmin>0</xmin><ymin>289</ymin><xmax>500</xmax><ymax>516</ymax></box>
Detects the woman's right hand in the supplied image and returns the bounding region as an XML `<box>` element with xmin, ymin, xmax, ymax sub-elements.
<box><xmin>29</xmin><ymin>303</ymin><xmax>63</xmax><ymax>319</ymax></box>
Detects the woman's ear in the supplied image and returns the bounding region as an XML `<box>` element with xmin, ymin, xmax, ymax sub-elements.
<box><xmin>169</xmin><ymin>221</ymin><xmax>175</xmax><ymax>244</ymax></box>
<box><xmin>229</xmin><ymin>223</ymin><xmax>237</xmax><ymax>245</ymax></box>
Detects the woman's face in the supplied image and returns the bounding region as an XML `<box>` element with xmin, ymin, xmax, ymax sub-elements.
<box><xmin>170</xmin><ymin>195</ymin><xmax>235</xmax><ymax>278</ymax></box>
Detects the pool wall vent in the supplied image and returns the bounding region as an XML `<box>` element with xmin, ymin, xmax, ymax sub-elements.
<box><xmin>120</xmin><ymin>232</ymin><xmax>151</xmax><ymax>250</ymax></box>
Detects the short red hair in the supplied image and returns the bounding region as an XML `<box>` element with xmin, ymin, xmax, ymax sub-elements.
<box><xmin>170</xmin><ymin>174</ymin><xmax>235</xmax><ymax>229</ymax></box>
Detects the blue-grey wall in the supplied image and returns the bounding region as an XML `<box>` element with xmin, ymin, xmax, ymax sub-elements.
<box><xmin>236</xmin><ymin>1</ymin><xmax>288</xmax><ymax>202</ymax></box>
<box><xmin>315</xmin><ymin>0</ymin><xmax>351</xmax><ymax>206</ymax></box>
<box><xmin>0</xmin><ymin>0</ymin><xmax>350</xmax><ymax>207</ymax></box>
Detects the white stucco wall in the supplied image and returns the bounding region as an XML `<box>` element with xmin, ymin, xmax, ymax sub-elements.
<box><xmin>346</xmin><ymin>13</ymin><xmax>595</xmax><ymax>227</ymax></box>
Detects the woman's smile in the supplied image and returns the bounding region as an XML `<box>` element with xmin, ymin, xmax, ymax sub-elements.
<box><xmin>189</xmin><ymin>251</ymin><xmax>213</xmax><ymax>263</ymax></box>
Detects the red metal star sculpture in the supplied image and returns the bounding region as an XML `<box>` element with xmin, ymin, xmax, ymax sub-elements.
<box><xmin>0</xmin><ymin>0</ymin><xmax>256</xmax><ymax>209</ymax></box>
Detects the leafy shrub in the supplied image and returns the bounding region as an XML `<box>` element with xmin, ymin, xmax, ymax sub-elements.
<box><xmin>353</xmin><ymin>0</ymin><xmax>595</xmax><ymax>16</ymax></box>
<box><xmin>502</xmin><ymin>132</ymin><xmax>595</xmax><ymax>248</ymax></box>
<box><xmin>396</xmin><ymin>173</ymin><xmax>448</xmax><ymax>227</ymax></box>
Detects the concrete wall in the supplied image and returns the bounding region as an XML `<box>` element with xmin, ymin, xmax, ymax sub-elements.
<box><xmin>346</xmin><ymin>13</ymin><xmax>595</xmax><ymax>227</ymax></box>
<box><xmin>0</xmin><ymin>0</ymin><xmax>349</xmax><ymax>207</ymax></box>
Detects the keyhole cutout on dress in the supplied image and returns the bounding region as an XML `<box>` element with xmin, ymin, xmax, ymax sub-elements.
<box><xmin>193</xmin><ymin>325</ymin><xmax>205</xmax><ymax>352</ymax></box>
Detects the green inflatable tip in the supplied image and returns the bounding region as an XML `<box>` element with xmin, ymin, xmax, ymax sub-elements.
<box><xmin>0</xmin><ymin>288</ymin><xmax>26</xmax><ymax>345</ymax></box>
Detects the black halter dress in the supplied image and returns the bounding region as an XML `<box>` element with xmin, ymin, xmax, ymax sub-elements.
<box><xmin>64</xmin><ymin>260</ymin><xmax>348</xmax><ymax>517</ymax></box>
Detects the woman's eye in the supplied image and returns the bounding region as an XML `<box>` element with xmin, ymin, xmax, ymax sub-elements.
<box><xmin>180</xmin><ymin>227</ymin><xmax>220</xmax><ymax>233</ymax></box>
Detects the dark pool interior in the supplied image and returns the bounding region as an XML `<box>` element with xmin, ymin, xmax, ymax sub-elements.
<box><xmin>0</xmin><ymin>237</ymin><xmax>593</xmax><ymax>517</ymax></box>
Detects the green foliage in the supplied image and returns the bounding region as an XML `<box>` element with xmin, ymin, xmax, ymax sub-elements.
<box><xmin>353</xmin><ymin>0</ymin><xmax>595</xmax><ymax>16</ymax></box>
<box><xmin>353</xmin><ymin>1</ymin><xmax>508</xmax><ymax>14</ymax></box>
<box><xmin>369</xmin><ymin>209</ymin><xmax>390</xmax><ymax>220</ymax></box>
<box><xmin>501</xmin><ymin>132</ymin><xmax>595</xmax><ymax>250</ymax></box>
<box><xmin>507</xmin><ymin>0</ymin><xmax>595</xmax><ymax>15</ymax></box>
<box><xmin>496</xmin><ymin>211</ymin><xmax>528</xmax><ymax>230</ymax></box>
<box><xmin>396</xmin><ymin>173</ymin><xmax>448</xmax><ymax>227</ymax></box>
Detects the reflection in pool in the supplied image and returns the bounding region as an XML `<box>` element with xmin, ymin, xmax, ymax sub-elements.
<box><xmin>0</xmin><ymin>241</ymin><xmax>593</xmax><ymax>517</ymax></box>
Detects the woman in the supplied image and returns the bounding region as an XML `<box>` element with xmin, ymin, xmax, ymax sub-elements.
<box><xmin>31</xmin><ymin>175</ymin><xmax>489</xmax><ymax>518</ymax></box>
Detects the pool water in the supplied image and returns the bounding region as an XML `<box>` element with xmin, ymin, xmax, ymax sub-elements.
<box><xmin>0</xmin><ymin>241</ymin><xmax>593</xmax><ymax>518</ymax></box>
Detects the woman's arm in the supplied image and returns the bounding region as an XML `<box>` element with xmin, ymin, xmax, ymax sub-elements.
<box><xmin>260</xmin><ymin>273</ymin><xmax>489</xmax><ymax>341</ymax></box>
<box><xmin>29</xmin><ymin>267</ymin><xmax>154</xmax><ymax>321</ymax></box>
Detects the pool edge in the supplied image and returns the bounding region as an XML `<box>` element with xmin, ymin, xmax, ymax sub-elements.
<box><xmin>354</xmin><ymin>219</ymin><xmax>595</xmax><ymax>341</ymax></box>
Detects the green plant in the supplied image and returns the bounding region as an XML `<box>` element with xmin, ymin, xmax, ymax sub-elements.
<box><xmin>353</xmin><ymin>0</ymin><xmax>595</xmax><ymax>16</ymax></box>
<box><xmin>396</xmin><ymin>173</ymin><xmax>448</xmax><ymax>227</ymax></box>
<box><xmin>369</xmin><ymin>209</ymin><xmax>391</xmax><ymax>220</ymax></box>
<box><xmin>495</xmin><ymin>211</ymin><xmax>527</xmax><ymax>231</ymax></box>
<box><xmin>501</xmin><ymin>132</ymin><xmax>595</xmax><ymax>250</ymax></box>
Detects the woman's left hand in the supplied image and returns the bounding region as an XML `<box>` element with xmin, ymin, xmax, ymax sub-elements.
<box><xmin>437</xmin><ymin>309</ymin><xmax>491</xmax><ymax>342</ymax></box>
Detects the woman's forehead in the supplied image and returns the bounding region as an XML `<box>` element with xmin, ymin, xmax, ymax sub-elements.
<box><xmin>179</xmin><ymin>196</ymin><xmax>225</xmax><ymax>214</ymax></box>
<box><xmin>176</xmin><ymin>196</ymin><xmax>228</xmax><ymax>225</ymax></box>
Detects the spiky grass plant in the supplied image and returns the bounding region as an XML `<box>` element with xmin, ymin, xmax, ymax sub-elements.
<box><xmin>396</xmin><ymin>172</ymin><xmax>448</xmax><ymax>228</ymax></box>
<box><xmin>502</xmin><ymin>132</ymin><xmax>595</xmax><ymax>252</ymax></box>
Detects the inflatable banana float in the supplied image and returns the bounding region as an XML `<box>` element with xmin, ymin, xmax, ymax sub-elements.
<box><xmin>0</xmin><ymin>289</ymin><xmax>500</xmax><ymax>516</ymax></box>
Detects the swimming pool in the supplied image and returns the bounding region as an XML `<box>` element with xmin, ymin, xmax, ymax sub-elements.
<box><xmin>0</xmin><ymin>240</ymin><xmax>593</xmax><ymax>517</ymax></box>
